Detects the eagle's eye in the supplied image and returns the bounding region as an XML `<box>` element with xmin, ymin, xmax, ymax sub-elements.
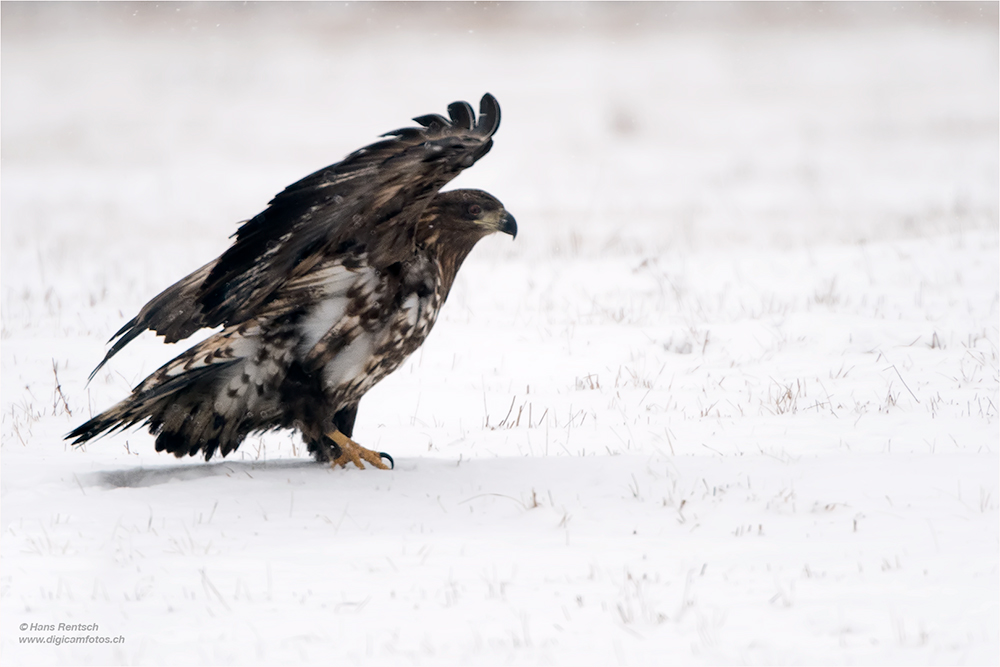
<box><xmin>467</xmin><ymin>204</ymin><xmax>482</xmax><ymax>217</ymax></box>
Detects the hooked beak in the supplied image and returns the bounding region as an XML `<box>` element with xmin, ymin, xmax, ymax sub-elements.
<box><xmin>499</xmin><ymin>211</ymin><xmax>517</xmax><ymax>239</ymax></box>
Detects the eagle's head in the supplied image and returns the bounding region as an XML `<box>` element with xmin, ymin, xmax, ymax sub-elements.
<box><xmin>420</xmin><ymin>189</ymin><xmax>517</xmax><ymax>246</ymax></box>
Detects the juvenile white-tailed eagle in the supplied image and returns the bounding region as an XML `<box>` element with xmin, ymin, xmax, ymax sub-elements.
<box><xmin>68</xmin><ymin>94</ymin><xmax>515</xmax><ymax>470</ymax></box>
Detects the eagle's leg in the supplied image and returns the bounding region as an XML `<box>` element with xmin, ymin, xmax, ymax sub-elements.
<box><xmin>325</xmin><ymin>429</ymin><xmax>393</xmax><ymax>470</ymax></box>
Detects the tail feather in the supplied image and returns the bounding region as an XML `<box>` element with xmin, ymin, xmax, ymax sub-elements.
<box><xmin>152</xmin><ymin>391</ymin><xmax>237</xmax><ymax>460</ymax></box>
<box><xmin>69</xmin><ymin>323</ymin><xmax>292</xmax><ymax>461</ymax></box>
<box><xmin>66</xmin><ymin>328</ymin><xmax>290</xmax><ymax>460</ymax></box>
<box><xmin>67</xmin><ymin>362</ymin><xmax>235</xmax><ymax>449</ymax></box>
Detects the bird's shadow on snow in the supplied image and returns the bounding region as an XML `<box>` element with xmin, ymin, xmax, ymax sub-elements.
<box><xmin>86</xmin><ymin>458</ymin><xmax>324</xmax><ymax>489</ymax></box>
<box><xmin>83</xmin><ymin>455</ymin><xmax>588</xmax><ymax>490</ymax></box>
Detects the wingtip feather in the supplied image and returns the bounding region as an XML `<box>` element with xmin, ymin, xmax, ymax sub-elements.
<box><xmin>447</xmin><ymin>101</ymin><xmax>475</xmax><ymax>130</ymax></box>
<box><xmin>88</xmin><ymin>319</ymin><xmax>145</xmax><ymax>383</ymax></box>
<box><xmin>476</xmin><ymin>93</ymin><xmax>501</xmax><ymax>136</ymax></box>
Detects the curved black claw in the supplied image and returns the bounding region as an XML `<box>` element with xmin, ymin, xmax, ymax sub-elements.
<box><xmin>379</xmin><ymin>452</ymin><xmax>395</xmax><ymax>470</ymax></box>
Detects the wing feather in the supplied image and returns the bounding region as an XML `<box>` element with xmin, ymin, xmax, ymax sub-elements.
<box><xmin>447</xmin><ymin>101</ymin><xmax>475</xmax><ymax>130</ymax></box>
<box><xmin>88</xmin><ymin>259</ymin><xmax>218</xmax><ymax>381</ymax></box>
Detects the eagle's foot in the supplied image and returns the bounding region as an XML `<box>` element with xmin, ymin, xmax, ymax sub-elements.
<box><xmin>326</xmin><ymin>429</ymin><xmax>393</xmax><ymax>470</ymax></box>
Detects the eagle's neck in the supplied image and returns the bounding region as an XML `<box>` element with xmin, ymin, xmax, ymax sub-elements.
<box><xmin>428</xmin><ymin>236</ymin><xmax>482</xmax><ymax>301</ymax></box>
<box><xmin>414</xmin><ymin>216</ymin><xmax>487</xmax><ymax>301</ymax></box>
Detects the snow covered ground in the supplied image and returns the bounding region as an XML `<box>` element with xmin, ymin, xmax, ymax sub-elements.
<box><xmin>2</xmin><ymin>3</ymin><xmax>997</xmax><ymax>665</ymax></box>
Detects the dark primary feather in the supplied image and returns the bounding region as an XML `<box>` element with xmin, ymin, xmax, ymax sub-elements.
<box><xmin>447</xmin><ymin>101</ymin><xmax>475</xmax><ymax>129</ymax></box>
<box><xmin>70</xmin><ymin>94</ymin><xmax>514</xmax><ymax>462</ymax></box>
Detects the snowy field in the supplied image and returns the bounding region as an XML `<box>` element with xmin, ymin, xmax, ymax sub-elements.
<box><xmin>2</xmin><ymin>3</ymin><xmax>998</xmax><ymax>665</ymax></box>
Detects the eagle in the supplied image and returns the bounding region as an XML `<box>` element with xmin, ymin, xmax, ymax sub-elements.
<box><xmin>67</xmin><ymin>94</ymin><xmax>515</xmax><ymax>470</ymax></box>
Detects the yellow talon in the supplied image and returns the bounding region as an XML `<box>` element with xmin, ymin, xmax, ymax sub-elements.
<box><xmin>326</xmin><ymin>429</ymin><xmax>391</xmax><ymax>470</ymax></box>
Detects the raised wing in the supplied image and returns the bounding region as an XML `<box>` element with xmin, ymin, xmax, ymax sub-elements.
<box><xmin>198</xmin><ymin>93</ymin><xmax>500</xmax><ymax>326</ymax></box>
<box><xmin>91</xmin><ymin>94</ymin><xmax>500</xmax><ymax>380</ymax></box>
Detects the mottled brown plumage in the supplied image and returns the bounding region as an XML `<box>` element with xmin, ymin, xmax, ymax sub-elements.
<box><xmin>68</xmin><ymin>95</ymin><xmax>515</xmax><ymax>466</ymax></box>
